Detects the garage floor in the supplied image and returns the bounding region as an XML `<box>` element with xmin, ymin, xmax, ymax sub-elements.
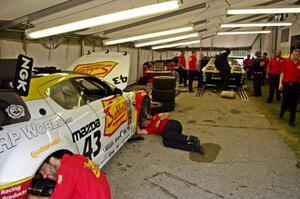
<box><xmin>103</xmin><ymin>89</ymin><xmax>300</xmax><ymax>199</ymax></box>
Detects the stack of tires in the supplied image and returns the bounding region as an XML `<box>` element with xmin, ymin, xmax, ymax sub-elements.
<box><xmin>151</xmin><ymin>76</ymin><xmax>176</xmax><ymax>114</ymax></box>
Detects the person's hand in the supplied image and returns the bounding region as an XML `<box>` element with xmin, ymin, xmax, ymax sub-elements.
<box><xmin>266</xmin><ymin>74</ymin><xmax>269</xmax><ymax>79</ymax></box>
<box><xmin>27</xmin><ymin>195</ymin><xmax>50</xmax><ymax>199</ymax></box>
<box><xmin>279</xmin><ymin>83</ymin><xmax>283</xmax><ymax>91</ymax></box>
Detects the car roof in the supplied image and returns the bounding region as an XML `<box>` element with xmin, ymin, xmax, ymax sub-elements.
<box><xmin>23</xmin><ymin>72</ymin><xmax>87</xmax><ymax>101</ymax></box>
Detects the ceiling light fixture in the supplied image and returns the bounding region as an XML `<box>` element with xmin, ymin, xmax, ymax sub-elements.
<box><xmin>104</xmin><ymin>26</ymin><xmax>193</xmax><ymax>45</ymax></box>
<box><xmin>152</xmin><ymin>40</ymin><xmax>200</xmax><ymax>50</ymax></box>
<box><xmin>227</xmin><ymin>6</ymin><xmax>300</xmax><ymax>15</ymax></box>
<box><xmin>220</xmin><ymin>22</ymin><xmax>292</xmax><ymax>28</ymax></box>
<box><xmin>135</xmin><ymin>33</ymin><xmax>198</xmax><ymax>47</ymax></box>
<box><xmin>217</xmin><ymin>30</ymin><xmax>271</xmax><ymax>35</ymax></box>
<box><xmin>27</xmin><ymin>0</ymin><xmax>181</xmax><ymax>39</ymax></box>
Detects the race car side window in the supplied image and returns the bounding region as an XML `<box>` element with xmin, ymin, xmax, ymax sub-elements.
<box><xmin>0</xmin><ymin>90</ymin><xmax>31</xmax><ymax>126</ymax></box>
<box><xmin>47</xmin><ymin>80</ymin><xmax>88</xmax><ymax>110</ymax></box>
<box><xmin>74</xmin><ymin>77</ymin><xmax>114</xmax><ymax>102</ymax></box>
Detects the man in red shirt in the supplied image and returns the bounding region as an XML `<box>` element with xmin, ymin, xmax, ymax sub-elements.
<box><xmin>266</xmin><ymin>50</ymin><xmax>284</xmax><ymax>103</ymax></box>
<box><xmin>243</xmin><ymin>55</ymin><xmax>253</xmax><ymax>79</ymax></box>
<box><xmin>188</xmin><ymin>51</ymin><xmax>201</xmax><ymax>92</ymax></box>
<box><xmin>262</xmin><ymin>52</ymin><xmax>269</xmax><ymax>86</ymax></box>
<box><xmin>138</xmin><ymin>113</ymin><xmax>204</xmax><ymax>154</ymax></box>
<box><xmin>35</xmin><ymin>153</ymin><xmax>111</xmax><ymax>199</ymax></box>
<box><xmin>279</xmin><ymin>48</ymin><xmax>300</xmax><ymax>127</ymax></box>
<box><xmin>177</xmin><ymin>50</ymin><xmax>187</xmax><ymax>87</ymax></box>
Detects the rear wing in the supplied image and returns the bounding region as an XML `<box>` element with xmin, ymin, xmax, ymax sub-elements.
<box><xmin>67</xmin><ymin>51</ymin><xmax>130</xmax><ymax>90</ymax></box>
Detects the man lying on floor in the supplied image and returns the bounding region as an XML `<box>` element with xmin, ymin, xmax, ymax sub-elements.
<box><xmin>137</xmin><ymin>112</ymin><xmax>204</xmax><ymax>154</ymax></box>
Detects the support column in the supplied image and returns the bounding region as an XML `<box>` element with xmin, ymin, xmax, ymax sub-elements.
<box><xmin>80</xmin><ymin>38</ymin><xmax>85</xmax><ymax>56</ymax></box>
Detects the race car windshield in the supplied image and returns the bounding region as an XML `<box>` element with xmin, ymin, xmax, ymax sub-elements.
<box><xmin>0</xmin><ymin>90</ymin><xmax>31</xmax><ymax>126</ymax></box>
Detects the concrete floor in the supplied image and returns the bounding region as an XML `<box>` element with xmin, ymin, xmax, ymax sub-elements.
<box><xmin>103</xmin><ymin>89</ymin><xmax>300</xmax><ymax>199</ymax></box>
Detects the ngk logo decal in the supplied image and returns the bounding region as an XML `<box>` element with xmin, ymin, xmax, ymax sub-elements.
<box><xmin>73</xmin><ymin>61</ymin><xmax>118</xmax><ymax>78</ymax></box>
<box><xmin>102</xmin><ymin>97</ymin><xmax>128</xmax><ymax>136</ymax></box>
<box><xmin>14</xmin><ymin>54</ymin><xmax>33</xmax><ymax>96</ymax></box>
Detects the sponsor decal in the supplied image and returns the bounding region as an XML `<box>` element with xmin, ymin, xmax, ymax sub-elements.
<box><xmin>14</xmin><ymin>54</ymin><xmax>33</xmax><ymax>96</ymax></box>
<box><xmin>72</xmin><ymin>119</ymin><xmax>101</xmax><ymax>160</ymax></box>
<box><xmin>102</xmin><ymin>97</ymin><xmax>128</xmax><ymax>136</ymax></box>
<box><xmin>84</xmin><ymin>159</ymin><xmax>101</xmax><ymax>178</ymax></box>
<box><xmin>0</xmin><ymin>118</ymin><xmax>64</xmax><ymax>153</ymax></box>
<box><xmin>73</xmin><ymin>61</ymin><xmax>118</xmax><ymax>78</ymax></box>
<box><xmin>0</xmin><ymin>177</ymin><xmax>32</xmax><ymax>199</ymax></box>
<box><xmin>5</xmin><ymin>105</ymin><xmax>25</xmax><ymax>119</ymax></box>
<box><xmin>30</xmin><ymin>138</ymin><xmax>60</xmax><ymax>158</ymax></box>
<box><xmin>72</xmin><ymin>119</ymin><xmax>100</xmax><ymax>142</ymax></box>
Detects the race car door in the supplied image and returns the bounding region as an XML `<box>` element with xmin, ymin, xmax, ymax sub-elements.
<box><xmin>45</xmin><ymin>78</ymin><xmax>102</xmax><ymax>160</ymax></box>
<box><xmin>73</xmin><ymin>76</ymin><xmax>129</xmax><ymax>166</ymax></box>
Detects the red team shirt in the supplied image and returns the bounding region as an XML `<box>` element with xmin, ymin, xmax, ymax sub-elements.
<box><xmin>281</xmin><ymin>58</ymin><xmax>300</xmax><ymax>83</ymax></box>
<box><xmin>178</xmin><ymin>52</ymin><xmax>186</xmax><ymax>68</ymax></box>
<box><xmin>243</xmin><ymin>58</ymin><xmax>253</xmax><ymax>69</ymax></box>
<box><xmin>51</xmin><ymin>154</ymin><xmax>111</xmax><ymax>199</ymax></box>
<box><xmin>269</xmin><ymin>57</ymin><xmax>285</xmax><ymax>75</ymax></box>
<box><xmin>188</xmin><ymin>54</ymin><xmax>197</xmax><ymax>71</ymax></box>
<box><xmin>145</xmin><ymin>113</ymin><xmax>169</xmax><ymax>135</ymax></box>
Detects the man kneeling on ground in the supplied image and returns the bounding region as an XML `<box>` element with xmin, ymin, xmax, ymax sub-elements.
<box><xmin>138</xmin><ymin>112</ymin><xmax>204</xmax><ymax>154</ymax></box>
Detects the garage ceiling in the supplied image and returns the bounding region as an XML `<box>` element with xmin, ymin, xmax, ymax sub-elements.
<box><xmin>0</xmin><ymin>0</ymin><xmax>298</xmax><ymax>49</ymax></box>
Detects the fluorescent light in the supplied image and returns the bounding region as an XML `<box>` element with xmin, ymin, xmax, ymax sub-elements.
<box><xmin>227</xmin><ymin>6</ymin><xmax>300</xmax><ymax>15</ymax></box>
<box><xmin>221</xmin><ymin>22</ymin><xmax>292</xmax><ymax>28</ymax></box>
<box><xmin>135</xmin><ymin>33</ymin><xmax>198</xmax><ymax>47</ymax></box>
<box><xmin>217</xmin><ymin>30</ymin><xmax>271</xmax><ymax>35</ymax></box>
<box><xmin>104</xmin><ymin>26</ymin><xmax>193</xmax><ymax>45</ymax></box>
<box><xmin>152</xmin><ymin>40</ymin><xmax>200</xmax><ymax>50</ymax></box>
<box><xmin>27</xmin><ymin>0</ymin><xmax>181</xmax><ymax>39</ymax></box>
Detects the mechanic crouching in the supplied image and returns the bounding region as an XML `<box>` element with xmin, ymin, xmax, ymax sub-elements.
<box><xmin>28</xmin><ymin>153</ymin><xmax>111</xmax><ymax>199</ymax></box>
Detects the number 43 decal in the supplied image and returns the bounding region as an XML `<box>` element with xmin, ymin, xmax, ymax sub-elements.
<box><xmin>83</xmin><ymin>130</ymin><xmax>101</xmax><ymax>160</ymax></box>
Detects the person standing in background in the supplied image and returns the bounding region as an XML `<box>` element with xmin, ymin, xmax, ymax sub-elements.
<box><xmin>266</xmin><ymin>50</ymin><xmax>285</xmax><ymax>103</ymax></box>
<box><xmin>214</xmin><ymin>48</ymin><xmax>231</xmax><ymax>94</ymax></box>
<box><xmin>251</xmin><ymin>51</ymin><xmax>265</xmax><ymax>97</ymax></box>
<box><xmin>262</xmin><ymin>52</ymin><xmax>269</xmax><ymax>86</ymax></box>
<box><xmin>177</xmin><ymin>50</ymin><xmax>188</xmax><ymax>87</ymax></box>
<box><xmin>188</xmin><ymin>51</ymin><xmax>199</xmax><ymax>92</ymax></box>
<box><xmin>243</xmin><ymin>55</ymin><xmax>253</xmax><ymax>80</ymax></box>
<box><xmin>279</xmin><ymin>48</ymin><xmax>300</xmax><ymax>127</ymax></box>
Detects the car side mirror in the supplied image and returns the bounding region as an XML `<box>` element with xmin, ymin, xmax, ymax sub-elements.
<box><xmin>114</xmin><ymin>88</ymin><xmax>122</xmax><ymax>96</ymax></box>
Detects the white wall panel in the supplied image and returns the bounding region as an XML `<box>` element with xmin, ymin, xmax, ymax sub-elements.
<box><xmin>0</xmin><ymin>40</ymin><xmax>25</xmax><ymax>58</ymax></box>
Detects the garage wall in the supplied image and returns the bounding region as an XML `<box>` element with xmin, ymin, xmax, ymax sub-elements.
<box><xmin>0</xmin><ymin>39</ymin><xmax>25</xmax><ymax>58</ymax></box>
<box><xmin>277</xmin><ymin>14</ymin><xmax>300</xmax><ymax>57</ymax></box>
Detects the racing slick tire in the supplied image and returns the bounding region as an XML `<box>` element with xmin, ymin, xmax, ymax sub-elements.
<box><xmin>151</xmin><ymin>101</ymin><xmax>164</xmax><ymax>115</ymax></box>
<box><xmin>153</xmin><ymin>76</ymin><xmax>176</xmax><ymax>90</ymax></box>
<box><xmin>161</xmin><ymin>100</ymin><xmax>175</xmax><ymax>112</ymax></box>
<box><xmin>139</xmin><ymin>96</ymin><xmax>151</xmax><ymax>128</ymax></box>
<box><xmin>152</xmin><ymin>88</ymin><xmax>175</xmax><ymax>101</ymax></box>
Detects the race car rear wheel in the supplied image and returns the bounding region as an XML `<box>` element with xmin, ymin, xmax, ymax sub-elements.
<box><xmin>139</xmin><ymin>96</ymin><xmax>151</xmax><ymax>128</ymax></box>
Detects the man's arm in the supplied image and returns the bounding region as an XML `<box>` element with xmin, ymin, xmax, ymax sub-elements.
<box><xmin>279</xmin><ymin>72</ymin><xmax>284</xmax><ymax>91</ymax></box>
<box><xmin>137</xmin><ymin>128</ymin><xmax>149</xmax><ymax>135</ymax></box>
<box><xmin>158</xmin><ymin>112</ymin><xmax>170</xmax><ymax>120</ymax></box>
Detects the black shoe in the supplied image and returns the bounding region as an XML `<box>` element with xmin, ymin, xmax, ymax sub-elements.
<box><xmin>289</xmin><ymin>121</ymin><xmax>296</xmax><ymax>127</ymax></box>
<box><xmin>279</xmin><ymin>111</ymin><xmax>284</xmax><ymax>119</ymax></box>
<box><xmin>276</xmin><ymin>97</ymin><xmax>281</xmax><ymax>101</ymax></box>
<box><xmin>251</xmin><ymin>94</ymin><xmax>258</xmax><ymax>97</ymax></box>
<box><xmin>267</xmin><ymin>99</ymin><xmax>272</xmax><ymax>104</ymax></box>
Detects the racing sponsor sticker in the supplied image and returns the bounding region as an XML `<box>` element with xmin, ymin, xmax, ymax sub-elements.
<box><xmin>0</xmin><ymin>118</ymin><xmax>64</xmax><ymax>153</ymax></box>
<box><xmin>30</xmin><ymin>138</ymin><xmax>60</xmax><ymax>158</ymax></box>
<box><xmin>14</xmin><ymin>54</ymin><xmax>33</xmax><ymax>96</ymax></box>
<box><xmin>102</xmin><ymin>96</ymin><xmax>128</xmax><ymax>136</ymax></box>
<box><xmin>73</xmin><ymin>61</ymin><xmax>118</xmax><ymax>78</ymax></box>
<box><xmin>0</xmin><ymin>177</ymin><xmax>32</xmax><ymax>199</ymax></box>
<box><xmin>5</xmin><ymin>105</ymin><xmax>25</xmax><ymax>119</ymax></box>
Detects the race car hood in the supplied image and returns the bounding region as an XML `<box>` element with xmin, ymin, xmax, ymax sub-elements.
<box><xmin>67</xmin><ymin>51</ymin><xmax>130</xmax><ymax>90</ymax></box>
